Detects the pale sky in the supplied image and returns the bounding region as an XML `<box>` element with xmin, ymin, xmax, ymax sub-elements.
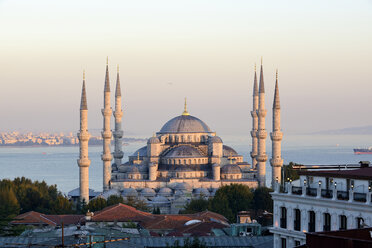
<box><xmin>0</xmin><ymin>0</ymin><xmax>371</xmax><ymax>136</ymax></box>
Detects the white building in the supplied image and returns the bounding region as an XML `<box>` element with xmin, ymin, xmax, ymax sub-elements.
<box><xmin>270</xmin><ymin>161</ymin><xmax>372</xmax><ymax>248</ymax></box>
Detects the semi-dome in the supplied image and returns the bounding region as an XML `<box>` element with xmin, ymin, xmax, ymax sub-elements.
<box><xmin>223</xmin><ymin>145</ymin><xmax>238</xmax><ymax>157</ymax></box>
<box><xmin>159</xmin><ymin>115</ymin><xmax>211</xmax><ymax>134</ymax></box>
<box><xmin>127</xmin><ymin>166</ymin><xmax>140</xmax><ymax>174</ymax></box>
<box><xmin>132</xmin><ymin>146</ymin><xmax>147</xmax><ymax>157</ymax></box>
<box><xmin>221</xmin><ymin>164</ymin><xmax>242</xmax><ymax>174</ymax></box>
<box><xmin>210</xmin><ymin>136</ymin><xmax>223</xmax><ymax>143</ymax></box>
<box><xmin>164</xmin><ymin>145</ymin><xmax>202</xmax><ymax>158</ymax></box>
<box><xmin>148</xmin><ymin>136</ymin><xmax>160</xmax><ymax>144</ymax></box>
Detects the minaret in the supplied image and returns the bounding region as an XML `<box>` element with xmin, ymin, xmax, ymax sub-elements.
<box><xmin>250</xmin><ymin>64</ymin><xmax>259</xmax><ymax>169</ymax></box>
<box><xmin>256</xmin><ymin>58</ymin><xmax>268</xmax><ymax>187</ymax></box>
<box><xmin>113</xmin><ymin>65</ymin><xmax>124</xmax><ymax>167</ymax></box>
<box><xmin>270</xmin><ymin>70</ymin><xmax>283</xmax><ymax>188</ymax></box>
<box><xmin>77</xmin><ymin>71</ymin><xmax>91</xmax><ymax>203</ymax></box>
<box><xmin>102</xmin><ymin>58</ymin><xmax>113</xmax><ymax>191</ymax></box>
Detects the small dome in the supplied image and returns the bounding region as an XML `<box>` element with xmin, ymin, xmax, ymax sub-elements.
<box><xmin>122</xmin><ymin>188</ymin><xmax>138</xmax><ymax>197</ymax></box>
<box><xmin>148</xmin><ymin>136</ymin><xmax>160</xmax><ymax>144</ymax></box>
<box><xmin>210</xmin><ymin>136</ymin><xmax>223</xmax><ymax>143</ymax></box>
<box><xmin>159</xmin><ymin>115</ymin><xmax>212</xmax><ymax>134</ymax></box>
<box><xmin>221</xmin><ymin>164</ymin><xmax>242</xmax><ymax>174</ymax></box>
<box><xmin>158</xmin><ymin>187</ymin><xmax>173</xmax><ymax>196</ymax></box>
<box><xmin>164</xmin><ymin>145</ymin><xmax>202</xmax><ymax>158</ymax></box>
<box><xmin>193</xmin><ymin>188</ymin><xmax>210</xmax><ymax>196</ymax></box>
<box><xmin>209</xmin><ymin>188</ymin><xmax>218</xmax><ymax>196</ymax></box>
<box><xmin>132</xmin><ymin>146</ymin><xmax>147</xmax><ymax>157</ymax></box>
<box><xmin>173</xmin><ymin>182</ymin><xmax>192</xmax><ymax>191</ymax></box>
<box><xmin>127</xmin><ymin>166</ymin><xmax>140</xmax><ymax>174</ymax></box>
<box><xmin>152</xmin><ymin>195</ymin><xmax>169</xmax><ymax>203</ymax></box>
<box><xmin>141</xmin><ymin>188</ymin><xmax>156</xmax><ymax>197</ymax></box>
<box><xmin>223</xmin><ymin>145</ymin><xmax>238</xmax><ymax>157</ymax></box>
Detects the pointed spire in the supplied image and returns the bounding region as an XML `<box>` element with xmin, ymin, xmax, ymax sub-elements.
<box><xmin>104</xmin><ymin>57</ymin><xmax>110</xmax><ymax>92</ymax></box>
<box><xmin>182</xmin><ymin>97</ymin><xmax>190</xmax><ymax>116</ymax></box>
<box><xmin>80</xmin><ymin>70</ymin><xmax>88</xmax><ymax>110</ymax></box>
<box><xmin>259</xmin><ymin>57</ymin><xmax>265</xmax><ymax>93</ymax></box>
<box><xmin>253</xmin><ymin>64</ymin><xmax>258</xmax><ymax>96</ymax></box>
<box><xmin>273</xmin><ymin>69</ymin><xmax>280</xmax><ymax>109</ymax></box>
<box><xmin>115</xmin><ymin>64</ymin><xmax>121</xmax><ymax>97</ymax></box>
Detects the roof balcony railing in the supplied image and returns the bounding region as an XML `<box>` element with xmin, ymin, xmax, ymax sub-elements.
<box><xmin>321</xmin><ymin>189</ymin><xmax>333</xmax><ymax>198</ymax></box>
<box><xmin>306</xmin><ymin>187</ymin><xmax>317</xmax><ymax>197</ymax></box>
<box><xmin>337</xmin><ymin>190</ymin><xmax>349</xmax><ymax>201</ymax></box>
<box><xmin>354</xmin><ymin>192</ymin><xmax>367</xmax><ymax>202</ymax></box>
<box><xmin>292</xmin><ymin>186</ymin><xmax>302</xmax><ymax>195</ymax></box>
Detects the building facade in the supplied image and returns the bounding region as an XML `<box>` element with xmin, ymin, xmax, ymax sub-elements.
<box><xmin>270</xmin><ymin>162</ymin><xmax>372</xmax><ymax>248</ymax></box>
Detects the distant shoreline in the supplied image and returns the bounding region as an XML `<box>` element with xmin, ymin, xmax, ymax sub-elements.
<box><xmin>0</xmin><ymin>142</ymin><xmax>145</xmax><ymax>148</ymax></box>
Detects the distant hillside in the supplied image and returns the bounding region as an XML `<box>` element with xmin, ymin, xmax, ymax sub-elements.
<box><xmin>311</xmin><ymin>125</ymin><xmax>372</xmax><ymax>135</ymax></box>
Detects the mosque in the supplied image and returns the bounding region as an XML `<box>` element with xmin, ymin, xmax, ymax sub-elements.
<box><xmin>71</xmin><ymin>59</ymin><xmax>283</xmax><ymax>213</ymax></box>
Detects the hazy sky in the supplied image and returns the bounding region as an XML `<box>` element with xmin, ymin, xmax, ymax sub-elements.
<box><xmin>0</xmin><ymin>0</ymin><xmax>371</xmax><ymax>136</ymax></box>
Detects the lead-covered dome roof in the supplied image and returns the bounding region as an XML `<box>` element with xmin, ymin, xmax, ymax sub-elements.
<box><xmin>223</xmin><ymin>145</ymin><xmax>238</xmax><ymax>157</ymax></box>
<box><xmin>164</xmin><ymin>145</ymin><xmax>203</xmax><ymax>158</ymax></box>
<box><xmin>221</xmin><ymin>163</ymin><xmax>242</xmax><ymax>174</ymax></box>
<box><xmin>159</xmin><ymin>115</ymin><xmax>212</xmax><ymax>133</ymax></box>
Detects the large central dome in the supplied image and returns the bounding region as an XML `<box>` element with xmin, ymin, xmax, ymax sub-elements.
<box><xmin>159</xmin><ymin>115</ymin><xmax>212</xmax><ymax>133</ymax></box>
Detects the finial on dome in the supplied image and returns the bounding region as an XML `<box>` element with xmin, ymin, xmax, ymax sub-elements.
<box><xmin>276</xmin><ymin>69</ymin><xmax>278</xmax><ymax>80</ymax></box>
<box><xmin>182</xmin><ymin>97</ymin><xmax>190</xmax><ymax>116</ymax></box>
<box><xmin>254</xmin><ymin>63</ymin><xmax>256</xmax><ymax>72</ymax></box>
<box><xmin>137</xmin><ymin>152</ymin><xmax>140</xmax><ymax>160</ymax></box>
<box><xmin>83</xmin><ymin>70</ymin><xmax>85</xmax><ymax>80</ymax></box>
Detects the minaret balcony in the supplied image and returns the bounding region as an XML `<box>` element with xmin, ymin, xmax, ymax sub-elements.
<box><xmin>77</xmin><ymin>132</ymin><xmax>90</xmax><ymax>141</ymax></box>
<box><xmin>270</xmin><ymin>131</ymin><xmax>283</xmax><ymax>141</ymax></box>
<box><xmin>101</xmin><ymin>153</ymin><xmax>113</xmax><ymax>161</ymax></box>
<box><xmin>114</xmin><ymin>111</ymin><xmax>123</xmax><ymax>119</ymax></box>
<box><xmin>250</xmin><ymin>130</ymin><xmax>257</xmax><ymax>137</ymax></box>
<box><xmin>77</xmin><ymin>158</ymin><xmax>91</xmax><ymax>167</ymax></box>
<box><xmin>256</xmin><ymin>109</ymin><xmax>267</xmax><ymax>117</ymax></box>
<box><xmin>113</xmin><ymin>130</ymin><xmax>124</xmax><ymax>138</ymax></box>
<box><xmin>101</xmin><ymin>131</ymin><xmax>112</xmax><ymax>139</ymax></box>
<box><xmin>250</xmin><ymin>111</ymin><xmax>258</xmax><ymax>118</ymax></box>
<box><xmin>270</xmin><ymin>158</ymin><xmax>283</xmax><ymax>167</ymax></box>
<box><xmin>101</xmin><ymin>108</ymin><xmax>112</xmax><ymax>116</ymax></box>
<box><xmin>256</xmin><ymin>130</ymin><xmax>267</xmax><ymax>139</ymax></box>
<box><xmin>114</xmin><ymin>151</ymin><xmax>124</xmax><ymax>159</ymax></box>
<box><xmin>256</xmin><ymin>154</ymin><xmax>268</xmax><ymax>162</ymax></box>
<box><xmin>250</xmin><ymin>151</ymin><xmax>258</xmax><ymax>158</ymax></box>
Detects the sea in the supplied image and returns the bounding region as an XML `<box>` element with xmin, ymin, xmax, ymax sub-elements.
<box><xmin>1</xmin><ymin>134</ymin><xmax>372</xmax><ymax>194</ymax></box>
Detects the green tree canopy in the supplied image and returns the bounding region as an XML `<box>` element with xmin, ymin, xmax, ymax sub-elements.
<box><xmin>253</xmin><ymin>187</ymin><xmax>273</xmax><ymax>212</ymax></box>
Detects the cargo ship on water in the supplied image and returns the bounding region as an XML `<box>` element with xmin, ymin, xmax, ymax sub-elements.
<box><xmin>354</xmin><ymin>148</ymin><xmax>372</xmax><ymax>154</ymax></box>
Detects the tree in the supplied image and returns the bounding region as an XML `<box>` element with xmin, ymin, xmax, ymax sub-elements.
<box><xmin>85</xmin><ymin>198</ymin><xmax>107</xmax><ymax>212</ymax></box>
<box><xmin>182</xmin><ymin>197</ymin><xmax>209</xmax><ymax>214</ymax></box>
<box><xmin>210</xmin><ymin>184</ymin><xmax>253</xmax><ymax>222</ymax></box>
<box><xmin>283</xmin><ymin>162</ymin><xmax>300</xmax><ymax>182</ymax></box>
<box><xmin>253</xmin><ymin>187</ymin><xmax>273</xmax><ymax>212</ymax></box>
<box><xmin>107</xmin><ymin>195</ymin><xmax>124</xmax><ymax>206</ymax></box>
<box><xmin>124</xmin><ymin>196</ymin><xmax>150</xmax><ymax>212</ymax></box>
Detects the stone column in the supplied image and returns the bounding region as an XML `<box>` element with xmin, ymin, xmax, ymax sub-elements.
<box><xmin>77</xmin><ymin>72</ymin><xmax>91</xmax><ymax>203</ymax></box>
<box><xmin>113</xmin><ymin>65</ymin><xmax>124</xmax><ymax>167</ymax></box>
<box><xmin>270</xmin><ymin>70</ymin><xmax>283</xmax><ymax>188</ymax></box>
<box><xmin>256</xmin><ymin>61</ymin><xmax>267</xmax><ymax>187</ymax></box>
<box><xmin>250</xmin><ymin>66</ymin><xmax>259</xmax><ymax>169</ymax></box>
<box><xmin>102</xmin><ymin>59</ymin><xmax>113</xmax><ymax>191</ymax></box>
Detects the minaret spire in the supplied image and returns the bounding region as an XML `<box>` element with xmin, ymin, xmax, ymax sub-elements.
<box><xmin>250</xmin><ymin>64</ymin><xmax>259</xmax><ymax>169</ymax></box>
<box><xmin>182</xmin><ymin>97</ymin><xmax>190</xmax><ymax>116</ymax></box>
<box><xmin>102</xmin><ymin>58</ymin><xmax>113</xmax><ymax>192</ymax></box>
<box><xmin>256</xmin><ymin>60</ymin><xmax>268</xmax><ymax>187</ymax></box>
<box><xmin>270</xmin><ymin>69</ymin><xmax>283</xmax><ymax>188</ymax></box>
<box><xmin>77</xmin><ymin>71</ymin><xmax>91</xmax><ymax>203</ymax></box>
<box><xmin>113</xmin><ymin>64</ymin><xmax>124</xmax><ymax>168</ymax></box>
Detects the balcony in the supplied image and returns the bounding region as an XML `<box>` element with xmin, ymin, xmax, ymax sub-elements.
<box><xmin>275</xmin><ymin>183</ymin><xmax>371</xmax><ymax>204</ymax></box>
